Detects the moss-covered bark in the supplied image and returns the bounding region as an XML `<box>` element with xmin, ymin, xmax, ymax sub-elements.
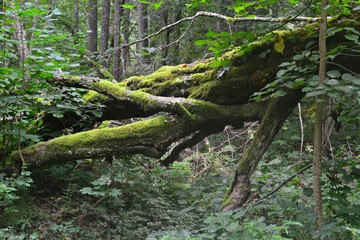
<box><xmin>6</xmin><ymin>12</ymin><xmax>360</xmax><ymax>211</ymax></box>
<box><xmin>222</xmin><ymin>89</ymin><xmax>305</xmax><ymax>210</ymax></box>
<box><xmin>9</xmin><ymin>84</ymin><xmax>268</xmax><ymax>168</ymax></box>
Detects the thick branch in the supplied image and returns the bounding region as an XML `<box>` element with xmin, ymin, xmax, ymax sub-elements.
<box><xmin>162</xmin><ymin>128</ymin><xmax>219</xmax><ymax>166</ymax></box>
<box><xmin>126</xmin><ymin>11</ymin><xmax>319</xmax><ymax>48</ymax></box>
<box><xmin>50</xmin><ymin>75</ymin><xmax>267</xmax><ymax>122</ymax></box>
<box><xmin>222</xmin><ymin>89</ymin><xmax>305</xmax><ymax>210</ymax></box>
<box><xmin>10</xmin><ymin>96</ymin><xmax>267</xmax><ymax>168</ymax></box>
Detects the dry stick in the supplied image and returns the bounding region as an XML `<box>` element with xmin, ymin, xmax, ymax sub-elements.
<box><xmin>327</xmin><ymin>61</ymin><xmax>359</xmax><ymax>76</ymax></box>
<box><xmin>265</xmin><ymin>0</ymin><xmax>313</xmax><ymax>34</ymax></box>
<box><xmin>252</xmin><ymin>163</ymin><xmax>312</xmax><ymax>205</ymax></box>
<box><xmin>161</xmin><ymin>18</ymin><xmax>196</xmax><ymax>49</ymax></box>
<box><xmin>124</xmin><ymin>11</ymin><xmax>319</xmax><ymax>48</ymax></box>
<box><xmin>83</xmin><ymin>55</ymin><xmax>115</xmax><ymax>80</ymax></box>
<box><xmin>298</xmin><ymin>103</ymin><xmax>304</xmax><ymax>158</ymax></box>
<box><xmin>345</xmin><ymin>137</ymin><xmax>354</xmax><ymax>156</ymax></box>
<box><xmin>128</xmin><ymin>47</ymin><xmax>147</xmax><ymax>74</ymax></box>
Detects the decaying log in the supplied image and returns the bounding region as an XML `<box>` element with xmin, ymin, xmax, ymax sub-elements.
<box><xmin>7</xmin><ymin>12</ymin><xmax>360</xmax><ymax>210</ymax></box>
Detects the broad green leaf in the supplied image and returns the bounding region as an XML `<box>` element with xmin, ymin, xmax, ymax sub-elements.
<box><xmin>344</xmin><ymin>27</ymin><xmax>360</xmax><ymax>35</ymax></box>
<box><xmin>278</xmin><ymin>61</ymin><xmax>293</xmax><ymax>67</ymax></box>
<box><xmin>259</xmin><ymin>49</ymin><xmax>270</xmax><ymax>59</ymax></box>
<box><xmin>273</xmin><ymin>90</ymin><xmax>287</xmax><ymax>97</ymax></box>
<box><xmin>195</xmin><ymin>39</ymin><xmax>211</xmax><ymax>46</ymax></box>
<box><xmin>274</xmin><ymin>37</ymin><xmax>285</xmax><ymax>54</ymax></box>
<box><xmin>326</xmin><ymin>79</ymin><xmax>340</xmax><ymax>85</ymax></box>
<box><xmin>152</xmin><ymin>2</ymin><xmax>164</xmax><ymax>10</ymax></box>
<box><xmin>276</xmin><ymin>69</ymin><xmax>287</xmax><ymax>78</ymax></box>
<box><xmin>109</xmin><ymin>188</ymin><xmax>122</xmax><ymax>197</ymax></box>
<box><xmin>226</xmin><ymin>222</ymin><xmax>239</xmax><ymax>231</ymax></box>
<box><xmin>52</xmin><ymin>8</ymin><xmax>62</xmax><ymax>15</ymax></box>
<box><xmin>293</xmin><ymin>54</ymin><xmax>304</xmax><ymax>61</ymax></box>
<box><xmin>334</xmin><ymin>85</ymin><xmax>354</xmax><ymax>94</ymax></box>
<box><xmin>80</xmin><ymin>187</ymin><xmax>93</xmax><ymax>195</ymax></box>
<box><xmin>327</xmin><ymin>70</ymin><xmax>341</xmax><ymax>78</ymax></box>
<box><xmin>327</xmin><ymin>27</ymin><xmax>343</xmax><ymax>36</ymax></box>
<box><xmin>122</xmin><ymin>4</ymin><xmax>135</xmax><ymax>9</ymax></box>
<box><xmin>305</xmin><ymin>40</ymin><xmax>317</xmax><ymax>49</ymax></box>
<box><xmin>342</xmin><ymin>73</ymin><xmax>354</xmax><ymax>81</ymax></box>
<box><xmin>52</xmin><ymin>112</ymin><xmax>64</xmax><ymax>118</ymax></box>
<box><xmin>268</xmin><ymin>158</ymin><xmax>282</xmax><ymax>165</ymax></box>
<box><xmin>345</xmin><ymin>34</ymin><xmax>359</xmax><ymax>42</ymax></box>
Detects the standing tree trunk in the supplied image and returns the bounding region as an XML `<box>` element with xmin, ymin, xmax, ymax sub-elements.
<box><xmin>137</xmin><ymin>2</ymin><xmax>148</xmax><ymax>64</ymax></box>
<box><xmin>87</xmin><ymin>0</ymin><xmax>98</xmax><ymax>52</ymax></box>
<box><xmin>122</xmin><ymin>5</ymin><xmax>130</xmax><ymax>76</ymax></box>
<box><xmin>9</xmin><ymin>2</ymin><xmax>30</xmax><ymax>64</ymax></box>
<box><xmin>112</xmin><ymin>0</ymin><xmax>123</xmax><ymax>81</ymax></box>
<box><xmin>28</xmin><ymin>0</ymin><xmax>38</xmax><ymax>54</ymax></box>
<box><xmin>222</xmin><ymin>89</ymin><xmax>304</xmax><ymax>210</ymax></box>
<box><xmin>100</xmin><ymin>0</ymin><xmax>110</xmax><ymax>66</ymax></box>
<box><xmin>161</xmin><ymin>8</ymin><xmax>170</xmax><ymax>65</ymax></box>
<box><xmin>0</xmin><ymin>0</ymin><xmax>5</xmax><ymax>67</ymax></box>
<box><xmin>172</xmin><ymin>22</ymin><xmax>181</xmax><ymax>65</ymax></box>
<box><xmin>74</xmin><ymin>0</ymin><xmax>79</xmax><ymax>34</ymax></box>
<box><xmin>161</xmin><ymin>9</ymin><xmax>182</xmax><ymax>65</ymax></box>
<box><xmin>313</xmin><ymin>0</ymin><xmax>327</xmax><ymax>229</ymax></box>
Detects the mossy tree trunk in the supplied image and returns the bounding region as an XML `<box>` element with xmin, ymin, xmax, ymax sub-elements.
<box><xmin>6</xmin><ymin>12</ymin><xmax>360</xmax><ymax>211</ymax></box>
<box><xmin>222</xmin><ymin>89</ymin><xmax>304</xmax><ymax>210</ymax></box>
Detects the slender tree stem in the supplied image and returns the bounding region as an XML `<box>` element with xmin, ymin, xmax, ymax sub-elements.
<box><xmin>313</xmin><ymin>0</ymin><xmax>327</xmax><ymax>229</ymax></box>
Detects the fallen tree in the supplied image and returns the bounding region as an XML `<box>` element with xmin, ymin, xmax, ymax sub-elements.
<box><xmin>8</xmin><ymin>12</ymin><xmax>360</xmax><ymax>210</ymax></box>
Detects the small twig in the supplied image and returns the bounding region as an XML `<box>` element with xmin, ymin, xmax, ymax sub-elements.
<box><xmin>128</xmin><ymin>47</ymin><xmax>147</xmax><ymax>74</ymax></box>
<box><xmin>161</xmin><ymin>18</ymin><xmax>196</xmax><ymax>49</ymax></box>
<box><xmin>162</xmin><ymin>129</ymin><xmax>216</xmax><ymax>166</ymax></box>
<box><xmin>298</xmin><ymin>103</ymin><xmax>304</xmax><ymax>158</ymax></box>
<box><xmin>253</xmin><ymin>164</ymin><xmax>312</xmax><ymax>205</ymax></box>
<box><xmin>345</xmin><ymin>137</ymin><xmax>353</xmax><ymax>156</ymax></box>
<box><xmin>326</xmin><ymin>61</ymin><xmax>359</xmax><ymax>76</ymax></box>
<box><xmin>83</xmin><ymin>55</ymin><xmax>115</xmax><ymax>80</ymax></box>
<box><xmin>125</xmin><ymin>11</ymin><xmax>319</xmax><ymax>48</ymax></box>
<box><xmin>339</xmin><ymin>52</ymin><xmax>360</xmax><ymax>57</ymax></box>
<box><xmin>266</xmin><ymin>0</ymin><xmax>314</xmax><ymax>34</ymax></box>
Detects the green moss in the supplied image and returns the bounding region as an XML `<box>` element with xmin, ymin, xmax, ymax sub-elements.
<box><xmin>126</xmin><ymin>66</ymin><xmax>181</xmax><ymax>90</ymax></box>
<box><xmin>188</xmin><ymin>72</ymin><xmax>213</xmax><ymax>82</ymax></box>
<box><xmin>117</xmin><ymin>81</ymin><xmax>128</xmax><ymax>88</ymax></box>
<box><xmin>221</xmin><ymin>195</ymin><xmax>234</xmax><ymax>209</ymax></box>
<box><xmin>98</xmin><ymin>120</ymin><xmax>111</xmax><ymax>129</ymax></box>
<box><xmin>91</xmin><ymin>80</ymin><xmax>128</xmax><ymax>99</ymax></box>
<box><xmin>66</xmin><ymin>76</ymin><xmax>82</xmax><ymax>84</ymax></box>
<box><xmin>9</xmin><ymin>116</ymin><xmax>176</xmax><ymax>166</ymax></box>
<box><xmin>82</xmin><ymin>90</ymin><xmax>108</xmax><ymax>102</ymax></box>
<box><xmin>178</xmin><ymin>62</ymin><xmax>211</xmax><ymax>74</ymax></box>
<box><xmin>86</xmin><ymin>57</ymin><xmax>114</xmax><ymax>80</ymax></box>
<box><xmin>189</xmin><ymin>81</ymin><xmax>219</xmax><ymax>99</ymax></box>
<box><xmin>226</xmin><ymin>17</ymin><xmax>238</xmax><ymax>24</ymax></box>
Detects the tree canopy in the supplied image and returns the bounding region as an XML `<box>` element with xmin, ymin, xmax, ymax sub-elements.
<box><xmin>1</xmin><ymin>0</ymin><xmax>360</xmax><ymax>239</ymax></box>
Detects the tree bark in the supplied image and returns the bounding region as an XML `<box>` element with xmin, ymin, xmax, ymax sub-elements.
<box><xmin>222</xmin><ymin>89</ymin><xmax>305</xmax><ymax>210</ymax></box>
<box><xmin>9</xmin><ymin>2</ymin><xmax>30</xmax><ymax>64</ymax></box>
<box><xmin>74</xmin><ymin>0</ymin><xmax>79</xmax><ymax>34</ymax></box>
<box><xmin>100</xmin><ymin>0</ymin><xmax>110</xmax><ymax>66</ymax></box>
<box><xmin>161</xmin><ymin>9</ymin><xmax>182</xmax><ymax>65</ymax></box>
<box><xmin>0</xmin><ymin>0</ymin><xmax>6</xmax><ymax>67</ymax></box>
<box><xmin>137</xmin><ymin>2</ymin><xmax>148</xmax><ymax>64</ymax></box>
<box><xmin>113</xmin><ymin>0</ymin><xmax>123</xmax><ymax>81</ymax></box>
<box><xmin>122</xmin><ymin>3</ymin><xmax>131</xmax><ymax>76</ymax></box>
<box><xmin>10</xmin><ymin>74</ymin><xmax>267</xmax><ymax>167</ymax></box>
<box><xmin>6</xmin><ymin>12</ymin><xmax>360</xmax><ymax>211</ymax></box>
<box><xmin>87</xmin><ymin>0</ymin><xmax>98</xmax><ymax>52</ymax></box>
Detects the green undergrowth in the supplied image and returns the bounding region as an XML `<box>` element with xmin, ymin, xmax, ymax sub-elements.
<box><xmin>1</xmin><ymin>119</ymin><xmax>359</xmax><ymax>239</ymax></box>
